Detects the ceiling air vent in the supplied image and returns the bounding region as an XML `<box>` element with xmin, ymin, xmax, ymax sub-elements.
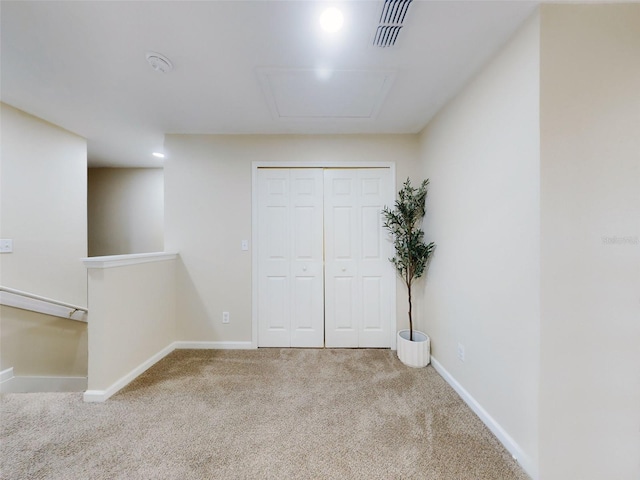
<box><xmin>373</xmin><ymin>0</ymin><xmax>412</xmax><ymax>47</ymax></box>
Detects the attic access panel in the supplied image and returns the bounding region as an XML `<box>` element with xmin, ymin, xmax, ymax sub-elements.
<box><xmin>257</xmin><ymin>68</ymin><xmax>396</xmax><ymax>120</ymax></box>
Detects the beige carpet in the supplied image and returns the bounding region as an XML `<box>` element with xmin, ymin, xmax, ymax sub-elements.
<box><xmin>1</xmin><ymin>349</ymin><xmax>528</xmax><ymax>479</ymax></box>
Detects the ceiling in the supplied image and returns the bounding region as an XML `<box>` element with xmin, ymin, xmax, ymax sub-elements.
<box><xmin>0</xmin><ymin>1</ymin><xmax>537</xmax><ymax>168</ymax></box>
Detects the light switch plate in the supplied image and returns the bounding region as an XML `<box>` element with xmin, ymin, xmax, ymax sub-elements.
<box><xmin>0</xmin><ymin>239</ymin><xmax>13</xmax><ymax>253</ymax></box>
<box><xmin>241</xmin><ymin>240</ymin><xmax>249</xmax><ymax>251</ymax></box>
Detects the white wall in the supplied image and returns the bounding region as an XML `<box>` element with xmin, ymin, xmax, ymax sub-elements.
<box><xmin>88</xmin><ymin>167</ymin><xmax>164</xmax><ymax>257</ymax></box>
<box><xmin>0</xmin><ymin>103</ymin><xmax>87</xmax><ymax>375</ymax></box>
<box><xmin>417</xmin><ymin>13</ymin><xmax>540</xmax><ymax>477</ymax></box>
<box><xmin>0</xmin><ymin>103</ymin><xmax>87</xmax><ymax>305</ymax></box>
<box><xmin>164</xmin><ymin>134</ymin><xmax>420</xmax><ymax>343</ymax></box>
<box><xmin>0</xmin><ymin>306</ymin><xmax>87</xmax><ymax>377</ymax></box>
<box><xmin>85</xmin><ymin>255</ymin><xmax>176</xmax><ymax>397</ymax></box>
<box><xmin>539</xmin><ymin>5</ymin><xmax>640</xmax><ymax>479</ymax></box>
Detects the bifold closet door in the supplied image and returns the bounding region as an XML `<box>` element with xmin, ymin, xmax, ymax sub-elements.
<box><xmin>257</xmin><ymin>169</ymin><xmax>324</xmax><ymax>347</ymax></box>
<box><xmin>324</xmin><ymin>169</ymin><xmax>394</xmax><ymax>348</ymax></box>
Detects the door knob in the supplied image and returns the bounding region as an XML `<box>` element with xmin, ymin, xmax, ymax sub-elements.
<box><xmin>341</xmin><ymin>267</ymin><xmax>346</xmax><ymax>272</ymax></box>
<box><xmin>303</xmin><ymin>266</ymin><xmax>307</xmax><ymax>271</ymax></box>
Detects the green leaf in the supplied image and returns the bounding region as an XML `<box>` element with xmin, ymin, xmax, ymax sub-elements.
<box><xmin>381</xmin><ymin>178</ymin><xmax>436</xmax><ymax>337</ymax></box>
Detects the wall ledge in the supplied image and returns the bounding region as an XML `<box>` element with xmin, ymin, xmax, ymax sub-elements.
<box><xmin>82</xmin><ymin>252</ymin><xmax>178</xmax><ymax>269</ymax></box>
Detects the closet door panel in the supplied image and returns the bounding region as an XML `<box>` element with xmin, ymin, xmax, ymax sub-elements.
<box><xmin>324</xmin><ymin>170</ymin><xmax>360</xmax><ymax>347</ymax></box>
<box><xmin>258</xmin><ymin>169</ymin><xmax>292</xmax><ymax>347</ymax></box>
<box><xmin>324</xmin><ymin>169</ymin><xmax>393</xmax><ymax>348</ymax></box>
<box><xmin>358</xmin><ymin>169</ymin><xmax>394</xmax><ymax>348</ymax></box>
<box><xmin>289</xmin><ymin>169</ymin><xmax>324</xmax><ymax>347</ymax></box>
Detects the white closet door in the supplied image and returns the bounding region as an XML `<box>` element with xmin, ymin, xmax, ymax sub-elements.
<box><xmin>257</xmin><ymin>169</ymin><xmax>324</xmax><ymax>347</ymax></box>
<box><xmin>289</xmin><ymin>169</ymin><xmax>325</xmax><ymax>347</ymax></box>
<box><xmin>324</xmin><ymin>169</ymin><xmax>394</xmax><ymax>348</ymax></box>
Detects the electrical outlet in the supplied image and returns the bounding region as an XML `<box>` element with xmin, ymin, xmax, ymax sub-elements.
<box><xmin>222</xmin><ymin>311</ymin><xmax>230</xmax><ymax>324</ymax></box>
<box><xmin>0</xmin><ymin>239</ymin><xmax>13</xmax><ymax>253</ymax></box>
<box><xmin>457</xmin><ymin>343</ymin><xmax>465</xmax><ymax>362</ymax></box>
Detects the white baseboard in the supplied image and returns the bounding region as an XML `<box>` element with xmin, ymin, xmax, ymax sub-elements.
<box><xmin>430</xmin><ymin>357</ymin><xmax>537</xmax><ymax>480</ymax></box>
<box><xmin>83</xmin><ymin>340</ymin><xmax>255</xmax><ymax>403</ymax></box>
<box><xmin>173</xmin><ymin>341</ymin><xmax>254</xmax><ymax>350</ymax></box>
<box><xmin>83</xmin><ymin>343</ymin><xmax>175</xmax><ymax>403</ymax></box>
<box><xmin>0</xmin><ymin>367</ymin><xmax>14</xmax><ymax>383</ymax></box>
<box><xmin>0</xmin><ymin>374</ymin><xmax>87</xmax><ymax>393</ymax></box>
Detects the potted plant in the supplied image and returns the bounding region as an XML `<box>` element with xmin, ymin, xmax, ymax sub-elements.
<box><xmin>382</xmin><ymin>178</ymin><xmax>435</xmax><ymax>367</ymax></box>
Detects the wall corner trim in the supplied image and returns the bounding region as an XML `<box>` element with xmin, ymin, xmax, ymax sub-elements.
<box><xmin>82</xmin><ymin>252</ymin><xmax>178</xmax><ymax>269</ymax></box>
<box><xmin>431</xmin><ymin>357</ymin><xmax>537</xmax><ymax>480</ymax></box>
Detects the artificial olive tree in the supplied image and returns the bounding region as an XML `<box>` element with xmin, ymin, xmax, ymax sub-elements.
<box><xmin>382</xmin><ymin>178</ymin><xmax>435</xmax><ymax>341</ymax></box>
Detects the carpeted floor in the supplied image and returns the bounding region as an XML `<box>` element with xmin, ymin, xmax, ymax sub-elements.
<box><xmin>1</xmin><ymin>349</ymin><xmax>529</xmax><ymax>479</ymax></box>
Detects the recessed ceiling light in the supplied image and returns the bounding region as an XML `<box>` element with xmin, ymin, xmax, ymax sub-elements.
<box><xmin>146</xmin><ymin>52</ymin><xmax>173</xmax><ymax>73</ymax></box>
<box><xmin>320</xmin><ymin>7</ymin><xmax>344</xmax><ymax>33</ymax></box>
<box><xmin>152</xmin><ymin>152</ymin><xmax>165</xmax><ymax>158</ymax></box>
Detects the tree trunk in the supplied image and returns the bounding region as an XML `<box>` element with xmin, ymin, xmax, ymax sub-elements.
<box><xmin>407</xmin><ymin>281</ymin><xmax>413</xmax><ymax>341</ymax></box>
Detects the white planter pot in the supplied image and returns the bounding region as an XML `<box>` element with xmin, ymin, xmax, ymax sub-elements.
<box><xmin>397</xmin><ymin>330</ymin><xmax>430</xmax><ymax>368</ymax></box>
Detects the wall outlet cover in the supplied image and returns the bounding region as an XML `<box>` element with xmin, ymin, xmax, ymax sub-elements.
<box><xmin>0</xmin><ymin>239</ymin><xmax>13</xmax><ymax>253</ymax></box>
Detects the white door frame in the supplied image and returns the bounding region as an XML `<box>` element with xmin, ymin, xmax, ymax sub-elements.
<box><xmin>251</xmin><ymin>161</ymin><xmax>397</xmax><ymax>350</ymax></box>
